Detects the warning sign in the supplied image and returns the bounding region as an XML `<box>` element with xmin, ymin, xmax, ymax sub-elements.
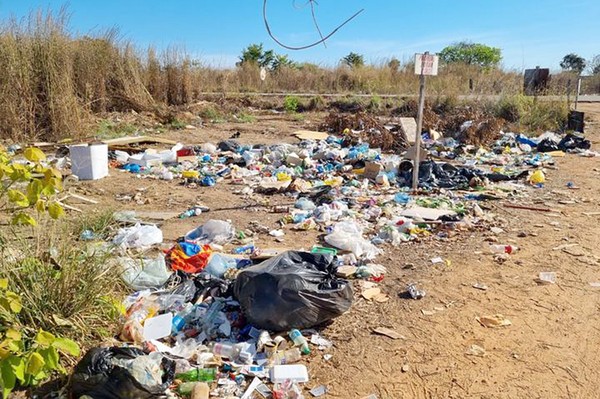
<box><xmin>414</xmin><ymin>53</ymin><xmax>439</xmax><ymax>76</ymax></box>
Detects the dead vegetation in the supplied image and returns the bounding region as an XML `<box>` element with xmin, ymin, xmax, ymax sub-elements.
<box><xmin>0</xmin><ymin>9</ymin><xmax>575</xmax><ymax>143</ymax></box>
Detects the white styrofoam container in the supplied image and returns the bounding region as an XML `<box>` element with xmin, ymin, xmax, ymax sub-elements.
<box><xmin>70</xmin><ymin>143</ymin><xmax>109</xmax><ymax>180</ymax></box>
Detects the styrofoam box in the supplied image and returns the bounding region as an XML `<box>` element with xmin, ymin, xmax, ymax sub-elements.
<box><xmin>70</xmin><ymin>143</ymin><xmax>109</xmax><ymax>180</ymax></box>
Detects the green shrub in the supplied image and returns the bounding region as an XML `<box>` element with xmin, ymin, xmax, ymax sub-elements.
<box><xmin>283</xmin><ymin>96</ymin><xmax>300</xmax><ymax>113</ymax></box>
<box><xmin>0</xmin><ymin>279</ymin><xmax>80</xmax><ymax>397</ymax></box>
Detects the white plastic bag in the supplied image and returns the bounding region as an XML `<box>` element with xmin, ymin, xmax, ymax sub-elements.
<box><xmin>184</xmin><ymin>219</ymin><xmax>234</xmax><ymax>245</ymax></box>
<box><xmin>120</xmin><ymin>254</ymin><xmax>171</xmax><ymax>291</ymax></box>
<box><xmin>113</xmin><ymin>223</ymin><xmax>163</xmax><ymax>249</ymax></box>
<box><xmin>324</xmin><ymin>221</ymin><xmax>381</xmax><ymax>260</ymax></box>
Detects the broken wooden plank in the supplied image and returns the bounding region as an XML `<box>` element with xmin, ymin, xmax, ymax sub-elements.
<box><xmin>373</xmin><ymin>327</ymin><xmax>405</xmax><ymax>340</ymax></box>
<box><xmin>504</xmin><ymin>204</ymin><xmax>553</xmax><ymax>212</ymax></box>
<box><xmin>293</xmin><ymin>130</ymin><xmax>329</xmax><ymax>141</ymax></box>
<box><xmin>102</xmin><ymin>135</ymin><xmax>177</xmax><ymax>147</ymax></box>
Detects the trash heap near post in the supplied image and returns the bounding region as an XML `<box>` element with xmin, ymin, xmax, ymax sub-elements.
<box><xmin>65</xmin><ymin>123</ymin><xmax>594</xmax><ymax>398</ymax></box>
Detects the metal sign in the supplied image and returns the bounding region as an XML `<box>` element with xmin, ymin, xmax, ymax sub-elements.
<box><xmin>260</xmin><ymin>67</ymin><xmax>267</xmax><ymax>81</ymax></box>
<box><xmin>414</xmin><ymin>53</ymin><xmax>439</xmax><ymax>76</ymax></box>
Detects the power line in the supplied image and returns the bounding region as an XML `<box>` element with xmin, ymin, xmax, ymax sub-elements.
<box><xmin>263</xmin><ymin>0</ymin><xmax>364</xmax><ymax>51</ymax></box>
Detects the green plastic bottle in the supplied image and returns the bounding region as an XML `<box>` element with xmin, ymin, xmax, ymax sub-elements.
<box><xmin>175</xmin><ymin>367</ymin><xmax>217</xmax><ymax>383</ymax></box>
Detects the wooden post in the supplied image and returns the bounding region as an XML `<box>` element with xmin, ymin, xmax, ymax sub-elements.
<box><xmin>575</xmin><ymin>77</ymin><xmax>581</xmax><ymax>110</ymax></box>
<box><xmin>411</xmin><ymin>72</ymin><xmax>426</xmax><ymax>191</ymax></box>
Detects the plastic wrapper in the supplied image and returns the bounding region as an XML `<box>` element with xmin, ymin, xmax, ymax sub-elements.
<box><xmin>71</xmin><ymin>347</ymin><xmax>175</xmax><ymax>399</ymax></box>
<box><xmin>120</xmin><ymin>255</ymin><xmax>171</xmax><ymax>291</ymax></box>
<box><xmin>324</xmin><ymin>221</ymin><xmax>382</xmax><ymax>260</ymax></box>
<box><xmin>113</xmin><ymin>223</ymin><xmax>163</xmax><ymax>249</ymax></box>
<box><xmin>184</xmin><ymin>219</ymin><xmax>235</xmax><ymax>245</ymax></box>
<box><xmin>234</xmin><ymin>251</ymin><xmax>353</xmax><ymax>331</ymax></box>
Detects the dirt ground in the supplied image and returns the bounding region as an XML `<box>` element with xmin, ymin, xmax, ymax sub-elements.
<box><xmin>69</xmin><ymin>103</ymin><xmax>600</xmax><ymax>399</ymax></box>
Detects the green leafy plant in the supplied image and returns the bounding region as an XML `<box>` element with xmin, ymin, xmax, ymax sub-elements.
<box><xmin>283</xmin><ymin>96</ymin><xmax>300</xmax><ymax>113</ymax></box>
<box><xmin>0</xmin><ymin>278</ymin><xmax>80</xmax><ymax>397</ymax></box>
<box><xmin>95</xmin><ymin>121</ymin><xmax>138</xmax><ymax>139</ymax></box>
<box><xmin>168</xmin><ymin>118</ymin><xmax>186</xmax><ymax>130</ymax></box>
<box><xmin>235</xmin><ymin>112</ymin><xmax>256</xmax><ymax>123</ymax></box>
<box><xmin>0</xmin><ymin>147</ymin><xmax>64</xmax><ymax>226</ymax></box>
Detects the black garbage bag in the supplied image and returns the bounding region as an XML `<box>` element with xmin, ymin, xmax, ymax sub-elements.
<box><xmin>234</xmin><ymin>251</ymin><xmax>353</xmax><ymax>331</ymax></box>
<box><xmin>218</xmin><ymin>139</ymin><xmax>241</xmax><ymax>152</ymax></box>
<box><xmin>71</xmin><ymin>347</ymin><xmax>175</xmax><ymax>399</ymax></box>
<box><xmin>537</xmin><ymin>138</ymin><xmax>560</xmax><ymax>152</ymax></box>
<box><xmin>558</xmin><ymin>134</ymin><xmax>591</xmax><ymax>151</ymax></box>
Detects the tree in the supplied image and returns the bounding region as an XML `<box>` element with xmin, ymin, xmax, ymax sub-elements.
<box><xmin>237</xmin><ymin>43</ymin><xmax>275</xmax><ymax>68</ymax></box>
<box><xmin>271</xmin><ymin>54</ymin><xmax>296</xmax><ymax>71</ymax></box>
<box><xmin>237</xmin><ymin>43</ymin><xmax>296</xmax><ymax>71</ymax></box>
<box><xmin>439</xmin><ymin>42</ymin><xmax>502</xmax><ymax>68</ymax></box>
<box><xmin>560</xmin><ymin>53</ymin><xmax>586</xmax><ymax>74</ymax></box>
<box><xmin>341</xmin><ymin>52</ymin><xmax>365</xmax><ymax>68</ymax></box>
<box><xmin>587</xmin><ymin>55</ymin><xmax>600</xmax><ymax>75</ymax></box>
<box><xmin>388</xmin><ymin>57</ymin><xmax>401</xmax><ymax>72</ymax></box>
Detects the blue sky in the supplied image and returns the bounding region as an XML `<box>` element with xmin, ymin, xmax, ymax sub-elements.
<box><xmin>0</xmin><ymin>0</ymin><xmax>598</xmax><ymax>71</ymax></box>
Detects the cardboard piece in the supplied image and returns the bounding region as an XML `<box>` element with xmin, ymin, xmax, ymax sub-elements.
<box><xmin>400</xmin><ymin>206</ymin><xmax>456</xmax><ymax>221</ymax></box>
<box><xmin>399</xmin><ymin>117</ymin><xmax>417</xmax><ymax>143</ymax></box>
<box><xmin>373</xmin><ymin>327</ymin><xmax>405</xmax><ymax>340</ymax></box>
<box><xmin>362</xmin><ymin>287</ymin><xmax>381</xmax><ymax>300</ymax></box>
<box><xmin>336</xmin><ymin>266</ymin><xmax>357</xmax><ymax>278</ymax></box>
<box><xmin>293</xmin><ymin>130</ymin><xmax>329</xmax><ymax>141</ymax></box>
<box><xmin>363</xmin><ymin>162</ymin><xmax>382</xmax><ymax>181</ymax></box>
<box><xmin>404</xmin><ymin>145</ymin><xmax>427</xmax><ymax>161</ymax></box>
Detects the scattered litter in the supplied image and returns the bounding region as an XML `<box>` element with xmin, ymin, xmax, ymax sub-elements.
<box><xmin>309</xmin><ymin>385</ymin><xmax>328</xmax><ymax>397</ymax></box>
<box><xmin>406</xmin><ymin>283</ymin><xmax>426</xmax><ymax>299</ymax></box>
<box><xmin>477</xmin><ymin>314</ymin><xmax>512</xmax><ymax>328</ymax></box>
<box><xmin>472</xmin><ymin>283</ymin><xmax>488</xmax><ymax>291</ymax></box>
<box><xmin>465</xmin><ymin>344</ymin><xmax>486</xmax><ymax>357</ymax></box>
<box><xmin>537</xmin><ymin>272</ymin><xmax>557</xmax><ymax>285</ymax></box>
<box><xmin>373</xmin><ymin>327</ymin><xmax>405</xmax><ymax>340</ymax></box>
<box><xmin>270</xmin><ymin>364</ymin><xmax>309</xmax><ymax>383</ymax></box>
<box><xmin>421</xmin><ymin>310</ymin><xmax>436</xmax><ymax>316</ymax></box>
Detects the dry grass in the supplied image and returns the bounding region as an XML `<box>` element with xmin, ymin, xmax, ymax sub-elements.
<box><xmin>0</xmin><ymin>209</ymin><xmax>125</xmax><ymax>344</ymax></box>
<box><xmin>0</xmin><ymin>8</ymin><xmax>584</xmax><ymax>143</ymax></box>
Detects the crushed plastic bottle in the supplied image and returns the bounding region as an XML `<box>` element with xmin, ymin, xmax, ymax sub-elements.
<box><xmin>407</xmin><ymin>283</ymin><xmax>426</xmax><ymax>299</ymax></box>
<box><xmin>489</xmin><ymin>244</ymin><xmax>519</xmax><ymax>254</ymax></box>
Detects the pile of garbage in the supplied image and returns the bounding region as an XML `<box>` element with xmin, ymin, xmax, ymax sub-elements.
<box><xmin>61</xmin><ymin>124</ymin><xmax>596</xmax><ymax>398</ymax></box>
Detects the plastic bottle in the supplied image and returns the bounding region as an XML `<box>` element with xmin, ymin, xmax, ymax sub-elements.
<box><xmin>204</xmin><ymin>254</ymin><xmax>237</xmax><ymax>278</ymax></box>
<box><xmin>489</xmin><ymin>244</ymin><xmax>519</xmax><ymax>254</ymax></box>
<box><xmin>288</xmin><ymin>329</ymin><xmax>310</xmax><ymax>355</ymax></box>
<box><xmin>208</xmin><ymin>342</ymin><xmax>236</xmax><ymax>358</ymax></box>
<box><xmin>175</xmin><ymin>367</ymin><xmax>217</xmax><ymax>383</ymax></box>
<box><xmin>232</xmin><ymin>244</ymin><xmax>255</xmax><ymax>255</ymax></box>
<box><xmin>179</xmin><ymin>207</ymin><xmax>204</xmax><ymax>219</ymax></box>
<box><xmin>270</xmin><ymin>347</ymin><xmax>302</xmax><ymax>365</ymax></box>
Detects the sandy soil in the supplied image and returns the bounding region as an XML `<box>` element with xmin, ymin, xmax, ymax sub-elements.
<box><xmin>68</xmin><ymin>105</ymin><xmax>600</xmax><ymax>399</ymax></box>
